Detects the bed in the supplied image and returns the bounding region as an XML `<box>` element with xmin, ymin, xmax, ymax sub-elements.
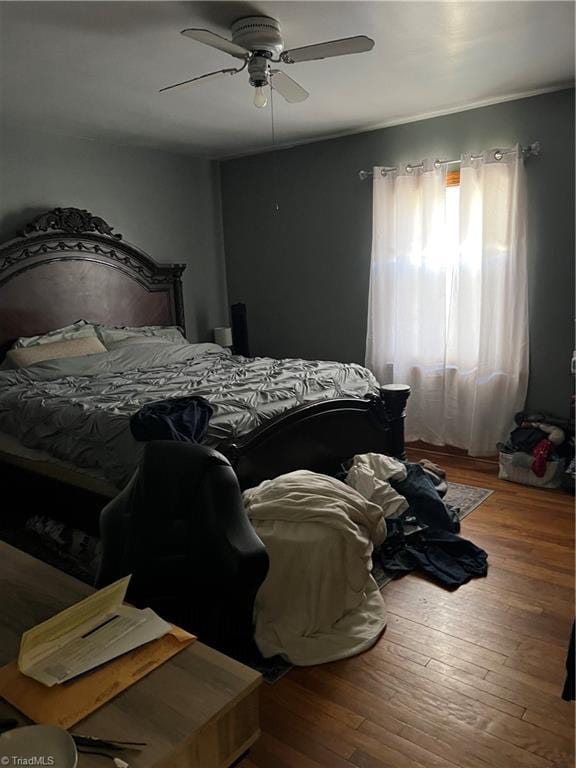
<box><xmin>0</xmin><ymin>207</ymin><xmax>410</xmax><ymax>495</ymax></box>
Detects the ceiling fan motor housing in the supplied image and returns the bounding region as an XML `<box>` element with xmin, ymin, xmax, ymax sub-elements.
<box><xmin>231</xmin><ymin>16</ymin><xmax>284</xmax><ymax>57</ymax></box>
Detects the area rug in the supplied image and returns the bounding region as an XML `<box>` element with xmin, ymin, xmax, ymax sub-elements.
<box><xmin>444</xmin><ymin>482</ymin><xmax>494</xmax><ymax>519</ymax></box>
<box><xmin>0</xmin><ymin>482</ymin><xmax>492</xmax><ymax>684</ymax></box>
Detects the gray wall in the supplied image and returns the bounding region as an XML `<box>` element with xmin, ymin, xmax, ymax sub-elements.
<box><xmin>0</xmin><ymin>125</ymin><xmax>228</xmax><ymax>341</ymax></box>
<box><xmin>221</xmin><ymin>89</ymin><xmax>575</xmax><ymax>418</ymax></box>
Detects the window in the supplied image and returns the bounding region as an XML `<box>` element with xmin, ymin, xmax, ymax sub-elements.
<box><xmin>366</xmin><ymin>152</ymin><xmax>528</xmax><ymax>453</ymax></box>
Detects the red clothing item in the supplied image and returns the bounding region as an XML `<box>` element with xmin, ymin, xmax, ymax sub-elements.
<box><xmin>531</xmin><ymin>438</ymin><xmax>554</xmax><ymax>477</ymax></box>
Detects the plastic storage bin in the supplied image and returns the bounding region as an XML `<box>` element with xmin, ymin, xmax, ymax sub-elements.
<box><xmin>498</xmin><ymin>451</ymin><xmax>565</xmax><ymax>489</ymax></box>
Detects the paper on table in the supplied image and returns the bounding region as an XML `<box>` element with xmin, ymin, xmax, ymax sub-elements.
<box><xmin>18</xmin><ymin>576</ymin><xmax>171</xmax><ymax>687</ymax></box>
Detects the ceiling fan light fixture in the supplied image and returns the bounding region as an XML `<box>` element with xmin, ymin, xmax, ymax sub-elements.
<box><xmin>253</xmin><ymin>85</ymin><xmax>268</xmax><ymax>108</ymax></box>
<box><xmin>162</xmin><ymin>17</ymin><xmax>375</xmax><ymax>106</ymax></box>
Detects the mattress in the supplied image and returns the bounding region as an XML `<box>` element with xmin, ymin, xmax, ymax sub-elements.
<box><xmin>0</xmin><ymin>341</ymin><xmax>379</xmax><ymax>490</ymax></box>
<box><xmin>0</xmin><ymin>431</ymin><xmax>118</xmax><ymax>497</ymax></box>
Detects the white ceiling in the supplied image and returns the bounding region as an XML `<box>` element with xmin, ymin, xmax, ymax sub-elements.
<box><xmin>1</xmin><ymin>1</ymin><xmax>574</xmax><ymax>158</ymax></box>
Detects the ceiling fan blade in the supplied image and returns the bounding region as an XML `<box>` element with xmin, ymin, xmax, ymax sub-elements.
<box><xmin>281</xmin><ymin>35</ymin><xmax>374</xmax><ymax>64</ymax></box>
<box><xmin>159</xmin><ymin>67</ymin><xmax>239</xmax><ymax>93</ymax></box>
<box><xmin>181</xmin><ymin>28</ymin><xmax>250</xmax><ymax>59</ymax></box>
<box><xmin>270</xmin><ymin>70</ymin><xmax>309</xmax><ymax>103</ymax></box>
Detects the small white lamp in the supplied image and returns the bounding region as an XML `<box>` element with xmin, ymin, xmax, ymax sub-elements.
<box><xmin>214</xmin><ymin>326</ymin><xmax>233</xmax><ymax>348</ymax></box>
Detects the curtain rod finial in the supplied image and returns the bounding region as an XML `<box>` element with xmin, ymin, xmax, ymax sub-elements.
<box><xmin>522</xmin><ymin>141</ymin><xmax>541</xmax><ymax>157</ymax></box>
<box><xmin>529</xmin><ymin>141</ymin><xmax>541</xmax><ymax>156</ymax></box>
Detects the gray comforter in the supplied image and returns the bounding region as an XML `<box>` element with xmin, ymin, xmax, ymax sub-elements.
<box><xmin>0</xmin><ymin>342</ymin><xmax>379</xmax><ymax>488</ymax></box>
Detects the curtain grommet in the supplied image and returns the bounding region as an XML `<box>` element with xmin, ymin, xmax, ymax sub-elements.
<box><xmin>494</xmin><ymin>149</ymin><xmax>503</xmax><ymax>161</ymax></box>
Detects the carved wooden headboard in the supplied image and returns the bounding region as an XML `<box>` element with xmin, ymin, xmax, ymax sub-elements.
<box><xmin>0</xmin><ymin>207</ymin><xmax>186</xmax><ymax>347</ymax></box>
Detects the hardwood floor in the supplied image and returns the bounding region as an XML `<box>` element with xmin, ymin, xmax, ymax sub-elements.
<box><xmin>241</xmin><ymin>448</ymin><xmax>575</xmax><ymax>768</ymax></box>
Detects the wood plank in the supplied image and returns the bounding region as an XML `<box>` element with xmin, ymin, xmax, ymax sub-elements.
<box><xmin>384</xmin><ymin>615</ymin><xmax>510</xmax><ymax>670</ymax></box>
<box><xmin>463</xmin><ymin>565</ymin><xmax>573</xmax><ymax>604</ymax></box>
<box><xmin>259</xmin><ymin>699</ymin><xmax>358</xmax><ymax>763</ymax></box>
<box><xmin>384</xmin><ymin>591</ymin><xmax>571</xmax><ymax>649</ymax></box>
<box><xmin>425</xmin><ymin>659</ymin><xmax>575</xmax><ymax>726</ymax></box>
<box><xmin>249</xmin><ymin>731</ymin><xmax>338</xmax><ymax>768</ymax></box>
<box><xmin>386</xmin><ymin>685</ymin><xmax>571</xmax><ymax>766</ymax></box>
<box><xmin>322</xmin><ymin>656</ymin><xmax>572</xmax><ymax>764</ymax></box>
<box><xmin>460</xmin><ymin>579</ymin><xmax>574</xmax><ymax>618</ymax></box>
<box><xmin>355</xmin><ymin>720</ymin><xmax>472</xmax><ymax>768</ymax></box>
<box><xmin>293</xmin><ymin>667</ymin><xmax>554</xmax><ymax>768</ymax></box>
<box><xmin>263</xmin><ymin>677</ymin><xmax>365</xmax><ymax>730</ymax></box>
<box><xmin>522</xmin><ymin>709</ymin><xmax>575</xmax><ymax>740</ymax></box>
<box><xmin>385</xmin><ymin>598</ymin><xmax>524</xmax><ymax>655</ymax></box>
<box><xmin>382</xmin><ymin>630</ymin><xmax>502</xmax><ymax>677</ymax></box>
<box><xmin>396</xmin><ymin>723</ymin><xmax>513</xmax><ymax>768</ymax></box>
<box><xmin>502</xmin><ymin>653</ymin><xmax>568</xmax><ymax>684</ymax></box>
<box><xmin>367</xmin><ymin>637</ymin><xmax>431</xmax><ymax>666</ymax></box>
<box><xmin>340</xmin><ymin>650</ymin><xmax>525</xmax><ymax>717</ymax></box>
<box><xmin>287</xmin><ymin>667</ymin><xmax>408</xmax><ymax>733</ymax></box>
<box><xmin>384</xmin><ymin>574</ymin><xmax>547</xmax><ymax>615</ymax></box>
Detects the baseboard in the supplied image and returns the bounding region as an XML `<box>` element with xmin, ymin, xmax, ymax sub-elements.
<box><xmin>406</xmin><ymin>441</ymin><xmax>499</xmax><ymax>464</ymax></box>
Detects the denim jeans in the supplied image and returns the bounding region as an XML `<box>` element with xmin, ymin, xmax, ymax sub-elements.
<box><xmin>390</xmin><ymin>464</ymin><xmax>459</xmax><ymax>532</ymax></box>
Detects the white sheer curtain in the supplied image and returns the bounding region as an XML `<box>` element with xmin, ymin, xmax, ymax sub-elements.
<box><xmin>366</xmin><ymin>148</ymin><xmax>528</xmax><ymax>455</ymax></box>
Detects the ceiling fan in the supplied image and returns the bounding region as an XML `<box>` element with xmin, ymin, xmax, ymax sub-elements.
<box><xmin>160</xmin><ymin>16</ymin><xmax>375</xmax><ymax>108</ymax></box>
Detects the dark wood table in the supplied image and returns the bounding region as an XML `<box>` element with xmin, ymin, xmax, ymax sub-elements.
<box><xmin>0</xmin><ymin>542</ymin><xmax>262</xmax><ymax>767</ymax></box>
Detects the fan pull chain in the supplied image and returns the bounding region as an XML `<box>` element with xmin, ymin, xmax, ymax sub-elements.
<box><xmin>270</xmin><ymin>82</ymin><xmax>280</xmax><ymax>213</ymax></box>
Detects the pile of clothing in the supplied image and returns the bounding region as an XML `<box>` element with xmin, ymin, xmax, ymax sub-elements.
<box><xmin>497</xmin><ymin>411</ymin><xmax>565</xmax><ymax>477</ymax></box>
<box><xmin>497</xmin><ymin>411</ymin><xmax>567</xmax><ymax>488</ymax></box>
<box><xmin>243</xmin><ymin>454</ymin><xmax>487</xmax><ymax>666</ymax></box>
<box><xmin>345</xmin><ymin>454</ymin><xmax>487</xmax><ymax>589</ymax></box>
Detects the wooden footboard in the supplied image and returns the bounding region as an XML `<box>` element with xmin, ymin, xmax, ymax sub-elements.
<box><xmin>218</xmin><ymin>385</ymin><xmax>410</xmax><ymax>490</ymax></box>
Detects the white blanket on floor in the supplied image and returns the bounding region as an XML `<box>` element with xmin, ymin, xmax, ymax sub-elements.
<box><xmin>243</xmin><ymin>470</ymin><xmax>387</xmax><ymax>665</ymax></box>
<box><xmin>345</xmin><ymin>453</ymin><xmax>409</xmax><ymax>518</ymax></box>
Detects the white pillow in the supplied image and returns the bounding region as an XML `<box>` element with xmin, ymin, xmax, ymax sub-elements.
<box><xmin>105</xmin><ymin>335</ymin><xmax>177</xmax><ymax>349</ymax></box>
<box><xmin>7</xmin><ymin>337</ymin><xmax>107</xmax><ymax>368</ymax></box>
<box><xmin>13</xmin><ymin>320</ymin><xmax>96</xmax><ymax>349</ymax></box>
<box><xmin>96</xmin><ymin>324</ymin><xmax>187</xmax><ymax>348</ymax></box>
<box><xmin>186</xmin><ymin>342</ymin><xmax>230</xmax><ymax>356</ymax></box>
